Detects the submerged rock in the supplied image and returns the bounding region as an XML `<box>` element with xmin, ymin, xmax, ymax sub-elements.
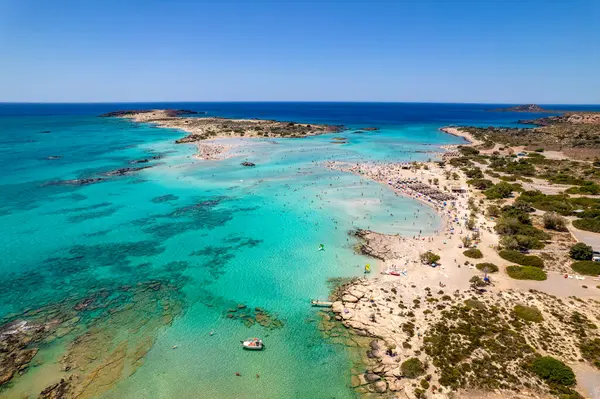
<box><xmin>241</xmin><ymin>161</ymin><xmax>256</xmax><ymax>167</ymax></box>
<box><xmin>39</xmin><ymin>377</ymin><xmax>73</xmax><ymax>398</ymax></box>
<box><xmin>44</xmin><ymin>177</ymin><xmax>105</xmax><ymax>186</ymax></box>
<box><xmin>104</xmin><ymin>166</ymin><xmax>152</xmax><ymax>177</ymax></box>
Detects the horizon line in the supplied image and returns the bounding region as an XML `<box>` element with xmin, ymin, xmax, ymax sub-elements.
<box><xmin>2</xmin><ymin>100</ymin><xmax>600</xmax><ymax>106</ymax></box>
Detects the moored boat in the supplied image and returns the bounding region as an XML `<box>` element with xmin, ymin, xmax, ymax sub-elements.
<box><xmin>241</xmin><ymin>338</ymin><xmax>264</xmax><ymax>350</ymax></box>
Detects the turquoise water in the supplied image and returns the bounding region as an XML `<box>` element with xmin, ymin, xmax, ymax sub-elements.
<box><xmin>0</xmin><ymin>103</ymin><xmax>550</xmax><ymax>398</ymax></box>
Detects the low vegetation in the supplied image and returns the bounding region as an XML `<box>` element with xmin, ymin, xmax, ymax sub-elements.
<box><xmin>475</xmin><ymin>263</ymin><xmax>498</xmax><ymax>273</ymax></box>
<box><xmin>513</xmin><ymin>305</ymin><xmax>543</xmax><ymax>322</ymax></box>
<box><xmin>543</xmin><ymin>212</ymin><xmax>567</xmax><ymax>231</ymax></box>
<box><xmin>529</xmin><ymin>356</ymin><xmax>576</xmax><ymax>387</ymax></box>
<box><xmin>580</xmin><ymin>338</ymin><xmax>600</xmax><ymax>369</ymax></box>
<box><xmin>569</xmin><ymin>243</ymin><xmax>593</xmax><ymax>261</ymax></box>
<box><xmin>506</xmin><ymin>265</ymin><xmax>547</xmax><ymax>280</ymax></box>
<box><xmin>484</xmin><ymin>182</ymin><xmax>514</xmax><ymax>199</ymax></box>
<box><xmin>499</xmin><ymin>250</ymin><xmax>544</xmax><ymax>268</ymax></box>
<box><xmin>463</xmin><ymin>248</ymin><xmax>483</xmax><ymax>259</ymax></box>
<box><xmin>571</xmin><ymin>261</ymin><xmax>600</xmax><ymax>276</ymax></box>
<box><xmin>400</xmin><ymin>358</ymin><xmax>425</xmax><ymax>378</ymax></box>
<box><xmin>420</xmin><ymin>252</ymin><xmax>440</xmax><ymax>265</ymax></box>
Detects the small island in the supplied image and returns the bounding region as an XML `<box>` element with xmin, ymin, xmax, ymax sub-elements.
<box><xmin>489</xmin><ymin>104</ymin><xmax>547</xmax><ymax>112</ymax></box>
<box><xmin>102</xmin><ymin>109</ymin><xmax>345</xmax><ymax>160</ymax></box>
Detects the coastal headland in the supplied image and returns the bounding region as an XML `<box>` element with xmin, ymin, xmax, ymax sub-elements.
<box><xmin>103</xmin><ymin>109</ymin><xmax>345</xmax><ymax>160</ymax></box>
<box><xmin>318</xmin><ymin>112</ymin><xmax>600</xmax><ymax>398</ymax></box>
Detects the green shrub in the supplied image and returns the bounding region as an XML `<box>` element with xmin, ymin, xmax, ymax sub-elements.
<box><xmin>401</xmin><ymin>358</ymin><xmax>425</xmax><ymax>378</ymax></box>
<box><xmin>566</xmin><ymin>183</ymin><xmax>600</xmax><ymax>195</ymax></box>
<box><xmin>463</xmin><ymin>248</ymin><xmax>483</xmax><ymax>259</ymax></box>
<box><xmin>580</xmin><ymin>338</ymin><xmax>600</xmax><ymax>369</ymax></box>
<box><xmin>420</xmin><ymin>252</ymin><xmax>440</xmax><ymax>264</ymax></box>
<box><xmin>475</xmin><ymin>263</ymin><xmax>499</xmax><ymax>273</ymax></box>
<box><xmin>467</xmin><ymin>178</ymin><xmax>494</xmax><ymax>190</ymax></box>
<box><xmin>514</xmin><ymin>305</ymin><xmax>543</xmax><ymax>322</ymax></box>
<box><xmin>530</xmin><ymin>356</ymin><xmax>576</xmax><ymax>386</ymax></box>
<box><xmin>485</xmin><ymin>182</ymin><xmax>514</xmax><ymax>199</ymax></box>
<box><xmin>464</xmin><ymin>167</ymin><xmax>484</xmax><ymax>179</ymax></box>
<box><xmin>573</xmin><ymin>218</ymin><xmax>600</xmax><ymax>233</ymax></box>
<box><xmin>543</xmin><ymin>212</ymin><xmax>567</xmax><ymax>231</ymax></box>
<box><xmin>458</xmin><ymin>146</ymin><xmax>480</xmax><ymax>156</ymax></box>
<box><xmin>499</xmin><ymin>250</ymin><xmax>544</xmax><ymax>267</ymax></box>
<box><xmin>571</xmin><ymin>261</ymin><xmax>600</xmax><ymax>276</ymax></box>
<box><xmin>506</xmin><ymin>266</ymin><xmax>547</xmax><ymax>281</ymax></box>
<box><xmin>569</xmin><ymin>243</ymin><xmax>593</xmax><ymax>260</ymax></box>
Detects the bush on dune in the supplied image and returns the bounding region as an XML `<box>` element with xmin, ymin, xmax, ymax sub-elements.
<box><xmin>506</xmin><ymin>265</ymin><xmax>547</xmax><ymax>281</ymax></box>
<box><xmin>529</xmin><ymin>356</ymin><xmax>576</xmax><ymax>386</ymax></box>
<box><xmin>475</xmin><ymin>263</ymin><xmax>498</xmax><ymax>273</ymax></box>
<box><xmin>499</xmin><ymin>250</ymin><xmax>544</xmax><ymax>268</ymax></box>
<box><xmin>571</xmin><ymin>261</ymin><xmax>600</xmax><ymax>276</ymax></box>
<box><xmin>569</xmin><ymin>243</ymin><xmax>593</xmax><ymax>261</ymax></box>
<box><xmin>463</xmin><ymin>248</ymin><xmax>483</xmax><ymax>259</ymax></box>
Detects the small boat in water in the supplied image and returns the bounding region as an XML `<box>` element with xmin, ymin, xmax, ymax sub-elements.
<box><xmin>241</xmin><ymin>338</ymin><xmax>264</xmax><ymax>350</ymax></box>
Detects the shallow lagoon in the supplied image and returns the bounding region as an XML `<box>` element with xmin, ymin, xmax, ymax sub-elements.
<box><xmin>1</xmin><ymin>103</ymin><xmax>523</xmax><ymax>398</ymax></box>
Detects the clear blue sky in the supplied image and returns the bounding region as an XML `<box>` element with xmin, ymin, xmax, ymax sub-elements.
<box><xmin>1</xmin><ymin>0</ymin><xmax>598</xmax><ymax>103</ymax></box>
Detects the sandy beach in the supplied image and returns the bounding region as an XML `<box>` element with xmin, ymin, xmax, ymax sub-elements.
<box><xmin>321</xmin><ymin>153</ymin><xmax>600</xmax><ymax>398</ymax></box>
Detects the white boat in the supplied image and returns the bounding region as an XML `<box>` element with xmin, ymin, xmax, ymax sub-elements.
<box><xmin>241</xmin><ymin>338</ymin><xmax>264</xmax><ymax>350</ymax></box>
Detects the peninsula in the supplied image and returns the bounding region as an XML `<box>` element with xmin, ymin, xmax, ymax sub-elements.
<box><xmin>103</xmin><ymin>109</ymin><xmax>344</xmax><ymax>159</ymax></box>
<box><xmin>319</xmin><ymin>112</ymin><xmax>600</xmax><ymax>398</ymax></box>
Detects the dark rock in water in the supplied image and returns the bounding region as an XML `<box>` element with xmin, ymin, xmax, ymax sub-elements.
<box><xmin>237</xmin><ymin>304</ymin><xmax>247</xmax><ymax>309</ymax></box>
<box><xmin>104</xmin><ymin>165</ymin><xmax>152</xmax><ymax>177</ymax></box>
<box><xmin>46</xmin><ymin>156</ymin><xmax>62</xmax><ymax>160</ymax></box>
<box><xmin>129</xmin><ymin>155</ymin><xmax>165</xmax><ymax>164</ymax></box>
<box><xmin>0</xmin><ymin>320</ymin><xmax>46</xmax><ymax>386</ymax></box>
<box><xmin>151</xmin><ymin>194</ymin><xmax>179</xmax><ymax>203</ymax></box>
<box><xmin>360</xmin><ymin>127</ymin><xmax>380</xmax><ymax>131</ymax></box>
<box><xmin>39</xmin><ymin>130</ymin><xmax>51</xmax><ymax>134</ymax></box>
<box><xmin>39</xmin><ymin>377</ymin><xmax>73</xmax><ymax>398</ymax></box>
<box><xmin>74</xmin><ymin>297</ymin><xmax>96</xmax><ymax>311</ymax></box>
<box><xmin>45</xmin><ymin>177</ymin><xmax>105</xmax><ymax>186</ymax></box>
<box><xmin>241</xmin><ymin>162</ymin><xmax>256</xmax><ymax>167</ymax></box>
<box><xmin>129</xmin><ymin>158</ymin><xmax>149</xmax><ymax>164</ymax></box>
<box><xmin>352</xmin><ymin>130</ymin><xmax>365</xmax><ymax>134</ymax></box>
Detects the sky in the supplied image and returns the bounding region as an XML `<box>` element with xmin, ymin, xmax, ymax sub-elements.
<box><xmin>0</xmin><ymin>0</ymin><xmax>599</xmax><ymax>104</ymax></box>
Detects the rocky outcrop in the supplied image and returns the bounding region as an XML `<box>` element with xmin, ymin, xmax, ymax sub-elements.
<box><xmin>241</xmin><ymin>161</ymin><xmax>256</xmax><ymax>167</ymax></box>
<box><xmin>0</xmin><ymin>320</ymin><xmax>51</xmax><ymax>386</ymax></box>
<box><xmin>520</xmin><ymin>112</ymin><xmax>600</xmax><ymax>126</ymax></box>
<box><xmin>39</xmin><ymin>377</ymin><xmax>73</xmax><ymax>398</ymax></box>
<box><xmin>99</xmin><ymin>109</ymin><xmax>200</xmax><ymax>118</ymax></box>
<box><xmin>491</xmin><ymin>104</ymin><xmax>546</xmax><ymax>112</ymax></box>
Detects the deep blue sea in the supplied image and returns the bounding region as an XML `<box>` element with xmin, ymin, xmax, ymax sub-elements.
<box><xmin>0</xmin><ymin>102</ymin><xmax>597</xmax><ymax>398</ymax></box>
